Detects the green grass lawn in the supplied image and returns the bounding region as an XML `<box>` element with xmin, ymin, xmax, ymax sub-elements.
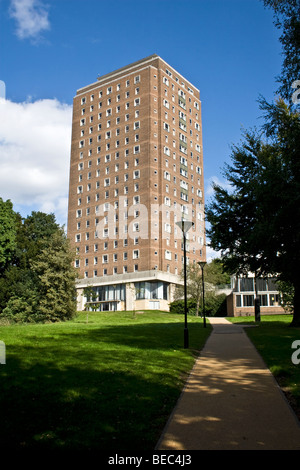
<box><xmin>229</xmin><ymin>314</ymin><xmax>300</xmax><ymax>419</ymax></box>
<box><xmin>0</xmin><ymin>311</ymin><xmax>211</xmax><ymax>451</ymax></box>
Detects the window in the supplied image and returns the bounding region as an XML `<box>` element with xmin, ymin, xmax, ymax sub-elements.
<box><xmin>270</xmin><ymin>294</ymin><xmax>279</xmax><ymax>305</ymax></box>
<box><xmin>164</xmin><ymin>196</ymin><xmax>171</xmax><ymax>206</ymax></box>
<box><xmin>240</xmin><ymin>278</ymin><xmax>254</xmax><ymax>292</ymax></box>
<box><xmin>243</xmin><ymin>295</ymin><xmax>254</xmax><ymax>306</ymax></box>
<box><xmin>164</xmin><ymin>223</ymin><xmax>171</xmax><ymax>233</ymax></box>
<box><xmin>258</xmin><ymin>294</ymin><xmax>268</xmax><ymax>306</ymax></box>
<box><xmin>134</xmin><ymin>145</ymin><xmax>140</xmax><ymax>154</ymax></box>
<box><xmin>133</xmin><ymin>250</ymin><xmax>139</xmax><ymax>259</ymax></box>
<box><xmin>164</xmin><ymin>146</ymin><xmax>170</xmax><ymax>156</ymax></box>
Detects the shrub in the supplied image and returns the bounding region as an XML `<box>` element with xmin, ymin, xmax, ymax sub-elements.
<box><xmin>169</xmin><ymin>298</ymin><xmax>198</xmax><ymax>315</ymax></box>
<box><xmin>0</xmin><ymin>296</ymin><xmax>36</xmax><ymax>323</ymax></box>
<box><xmin>169</xmin><ymin>293</ymin><xmax>227</xmax><ymax>317</ymax></box>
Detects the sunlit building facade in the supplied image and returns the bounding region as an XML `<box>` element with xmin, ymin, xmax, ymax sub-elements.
<box><xmin>67</xmin><ymin>55</ymin><xmax>206</xmax><ymax>311</ymax></box>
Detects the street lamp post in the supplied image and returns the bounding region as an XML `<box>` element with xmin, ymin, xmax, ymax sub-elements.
<box><xmin>176</xmin><ymin>220</ymin><xmax>193</xmax><ymax>349</ymax></box>
<box><xmin>198</xmin><ymin>261</ymin><xmax>207</xmax><ymax>328</ymax></box>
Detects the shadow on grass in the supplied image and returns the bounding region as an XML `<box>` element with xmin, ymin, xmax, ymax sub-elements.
<box><xmin>0</xmin><ymin>355</ymin><xmax>180</xmax><ymax>451</ymax></box>
<box><xmin>0</xmin><ymin>321</ymin><xmax>210</xmax><ymax>451</ymax></box>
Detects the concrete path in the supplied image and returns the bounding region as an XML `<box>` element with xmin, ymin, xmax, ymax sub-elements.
<box><xmin>156</xmin><ymin>317</ymin><xmax>300</xmax><ymax>450</ymax></box>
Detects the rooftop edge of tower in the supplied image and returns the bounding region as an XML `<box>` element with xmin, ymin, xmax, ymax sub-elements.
<box><xmin>75</xmin><ymin>54</ymin><xmax>199</xmax><ymax>97</ymax></box>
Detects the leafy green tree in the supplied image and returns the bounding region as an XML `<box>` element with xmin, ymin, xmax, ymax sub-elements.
<box><xmin>174</xmin><ymin>259</ymin><xmax>231</xmax><ymax>316</ymax></box>
<box><xmin>206</xmin><ymin>258</ymin><xmax>231</xmax><ymax>286</ymax></box>
<box><xmin>206</xmin><ymin>100</ymin><xmax>300</xmax><ymax>326</ymax></box>
<box><xmin>14</xmin><ymin>211</ymin><xmax>61</xmax><ymax>269</ymax></box>
<box><xmin>0</xmin><ymin>203</ymin><xmax>77</xmax><ymax>323</ymax></box>
<box><xmin>262</xmin><ymin>0</ymin><xmax>300</xmax><ymax>102</ymax></box>
<box><xmin>276</xmin><ymin>280</ymin><xmax>294</xmax><ymax>313</ymax></box>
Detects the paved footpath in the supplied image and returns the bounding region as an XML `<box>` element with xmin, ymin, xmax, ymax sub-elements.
<box><xmin>156</xmin><ymin>317</ymin><xmax>300</xmax><ymax>450</ymax></box>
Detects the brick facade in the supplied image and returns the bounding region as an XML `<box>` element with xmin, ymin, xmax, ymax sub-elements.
<box><xmin>67</xmin><ymin>55</ymin><xmax>205</xmax><ymax>311</ymax></box>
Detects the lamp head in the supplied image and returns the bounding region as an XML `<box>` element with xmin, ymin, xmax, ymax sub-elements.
<box><xmin>198</xmin><ymin>261</ymin><xmax>206</xmax><ymax>269</ymax></box>
<box><xmin>175</xmin><ymin>219</ymin><xmax>194</xmax><ymax>233</ymax></box>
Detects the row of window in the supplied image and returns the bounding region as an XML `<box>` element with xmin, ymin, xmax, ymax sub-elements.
<box><xmin>81</xmin><ymin>98</ymin><xmax>140</xmax><ymax>119</ymax></box>
<box><xmin>236</xmin><ymin>294</ymin><xmax>280</xmax><ymax>308</ymax></box>
<box><xmin>78</xmin><ymin>157</ymin><xmax>140</xmax><ymax>170</ymax></box>
<box><xmin>164</xmin><ymin>68</ymin><xmax>195</xmax><ymax>96</ymax></box>
<box><xmin>233</xmin><ymin>278</ymin><xmax>278</xmax><ymax>292</ymax></box>
<box><xmin>80</xmin><ymin>258</ymin><xmax>201</xmax><ymax>279</ymax></box>
<box><xmin>76</xmin><ymin>196</ymin><xmax>142</xmax><ymax>218</ymax></box>
<box><xmin>84</xmin><ymin>280</ymin><xmax>169</xmax><ymax>304</ymax></box>
<box><xmin>77</xmin><ymin>249</ymin><xmax>141</xmax><ymax>265</ymax></box>
<box><xmin>80</xmin><ymin>76</ymin><xmax>141</xmax><ymax>105</ymax></box>
<box><xmin>79</xmin><ymin>238</ymin><xmax>140</xmax><ymax>250</ymax></box>
<box><xmin>81</xmin><ymin>265</ymin><xmax>140</xmax><ymax>277</ymax></box>
<box><xmin>79</xmin><ymin>136</ymin><xmax>141</xmax><ymax>152</ymax></box>
<box><xmin>77</xmin><ymin>169</ymin><xmax>140</xmax><ymax>187</ymax></box>
<box><xmin>80</xmin><ymin>120</ymin><xmax>141</xmax><ymax>131</ymax></box>
<box><xmin>76</xmin><ymin>246</ymin><xmax>202</xmax><ymax>266</ymax></box>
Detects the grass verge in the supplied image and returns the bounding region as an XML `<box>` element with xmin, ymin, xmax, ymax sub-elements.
<box><xmin>228</xmin><ymin>315</ymin><xmax>300</xmax><ymax>420</ymax></box>
<box><xmin>0</xmin><ymin>310</ymin><xmax>211</xmax><ymax>451</ymax></box>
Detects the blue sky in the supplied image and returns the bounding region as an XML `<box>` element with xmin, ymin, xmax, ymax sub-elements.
<box><xmin>0</xmin><ymin>0</ymin><xmax>282</xmax><ymax>235</ymax></box>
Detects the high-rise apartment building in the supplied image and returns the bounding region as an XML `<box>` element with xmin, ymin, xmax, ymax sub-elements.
<box><xmin>67</xmin><ymin>55</ymin><xmax>206</xmax><ymax>312</ymax></box>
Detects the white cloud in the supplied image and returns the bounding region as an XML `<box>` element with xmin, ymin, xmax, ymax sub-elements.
<box><xmin>205</xmin><ymin>175</ymin><xmax>232</xmax><ymax>199</ymax></box>
<box><xmin>206</xmin><ymin>245</ymin><xmax>222</xmax><ymax>263</ymax></box>
<box><xmin>9</xmin><ymin>0</ymin><xmax>50</xmax><ymax>40</ymax></box>
<box><xmin>0</xmin><ymin>97</ymin><xmax>72</xmax><ymax>225</ymax></box>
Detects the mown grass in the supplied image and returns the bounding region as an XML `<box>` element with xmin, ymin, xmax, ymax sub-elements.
<box><xmin>229</xmin><ymin>314</ymin><xmax>300</xmax><ymax>419</ymax></box>
<box><xmin>0</xmin><ymin>310</ymin><xmax>211</xmax><ymax>451</ymax></box>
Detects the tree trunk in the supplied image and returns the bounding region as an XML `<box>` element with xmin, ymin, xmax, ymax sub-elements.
<box><xmin>291</xmin><ymin>283</ymin><xmax>300</xmax><ymax>326</ymax></box>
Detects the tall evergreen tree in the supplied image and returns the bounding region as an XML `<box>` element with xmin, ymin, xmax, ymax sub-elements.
<box><xmin>0</xmin><ymin>198</ymin><xmax>17</xmax><ymax>274</ymax></box>
<box><xmin>31</xmin><ymin>229</ymin><xmax>77</xmax><ymax>322</ymax></box>
<box><xmin>263</xmin><ymin>0</ymin><xmax>300</xmax><ymax>102</ymax></box>
<box><xmin>206</xmin><ymin>100</ymin><xmax>300</xmax><ymax>325</ymax></box>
